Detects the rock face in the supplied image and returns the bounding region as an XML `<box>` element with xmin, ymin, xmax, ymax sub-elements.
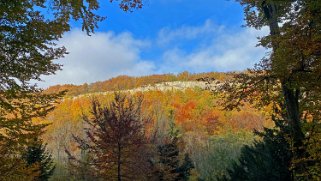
<box><xmin>128</xmin><ymin>80</ymin><xmax>221</xmax><ymax>92</ymax></box>
<box><xmin>72</xmin><ymin>80</ymin><xmax>222</xmax><ymax>99</ymax></box>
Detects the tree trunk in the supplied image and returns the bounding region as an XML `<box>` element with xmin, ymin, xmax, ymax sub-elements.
<box><xmin>117</xmin><ymin>142</ymin><xmax>121</xmax><ymax>181</ymax></box>
<box><xmin>261</xmin><ymin>0</ymin><xmax>304</xmax><ymax>144</ymax></box>
<box><xmin>282</xmin><ymin>84</ymin><xmax>304</xmax><ymax>144</ymax></box>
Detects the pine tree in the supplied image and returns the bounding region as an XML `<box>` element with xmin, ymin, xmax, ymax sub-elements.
<box><xmin>177</xmin><ymin>153</ymin><xmax>194</xmax><ymax>181</ymax></box>
<box><xmin>157</xmin><ymin>141</ymin><xmax>180</xmax><ymax>180</ymax></box>
<box><xmin>219</xmin><ymin>115</ymin><xmax>292</xmax><ymax>181</ymax></box>
<box><xmin>23</xmin><ymin>139</ymin><xmax>55</xmax><ymax>181</ymax></box>
<box><xmin>152</xmin><ymin>116</ymin><xmax>194</xmax><ymax>181</ymax></box>
<box><xmin>0</xmin><ymin>90</ymin><xmax>60</xmax><ymax>177</ymax></box>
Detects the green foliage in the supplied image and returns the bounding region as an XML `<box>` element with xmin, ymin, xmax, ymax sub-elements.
<box><xmin>297</xmin><ymin>121</ymin><xmax>321</xmax><ymax>179</ymax></box>
<box><xmin>219</xmin><ymin>0</ymin><xmax>321</xmax><ymax>179</ymax></box>
<box><xmin>151</xmin><ymin>119</ymin><xmax>194</xmax><ymax>181</ymax></box>
<box><xmin>156</xmin><ymin>141</ymin><xmax>181</xmax><ymax>180</ymax></box>
<box><xmin>0</xmin><ymin>152</ymin><xmax>39</xmax><ymax>181</ymax></box>
<box><xmin>67</xmin><ymin>145</ymin><xmax>98</xmax><ymax>181</ymax></box>
<box><xmin>177</xmin><ymin>153</ymin><xmax>195</xmax><ymax>181</ymax></box>
<box><xmin>186</xmin><ymin>131</ymin><xmax>253</xmax><ymax>181</ymax></box>
<box><xmin>0</xmin><ymin>87</ymin><xmax>62</xmax><ymax>177</ymax></box>
<box><xmin>1</xmin><ymin>0</ymin><xmax>142</xmax><ymax>85</ymax></box>
<box><xmin>23</xmin><ymin>139</ymin><xmax>56</xmax><ymax>181</ymax></box>
<box><xmin>168</xmin><ymin>110</ymin><xmax>182</xmax><ymax>142</ymax></box>
<box><xmin>219</xmin><ymin>117</ymin><xmax>292</xmax><ymax>181</ymax></box>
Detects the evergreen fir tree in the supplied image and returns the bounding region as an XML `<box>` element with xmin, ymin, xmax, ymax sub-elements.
<box><xmin>23</xmin><ymin>139</ymin><xmax>55</xmax><ymax>181</ymax></box>
<box><xmin>177</xmin><ymin>153</ymin><xmax>195</xmax><ymax>181</ymax></box>
<box><xmin>157</xmin><ymin>141</ymin><xmax>180</xmax><ymax>180</ymax></box>
<box><xmin>219</xmin><ymin>116</ymin><xmax>293</xmax><ymax>181</ymax></box>
<box><xmin>152</xmin><ymin>115</ymin><xmax>194</xmax><ymax>181</ymax></box>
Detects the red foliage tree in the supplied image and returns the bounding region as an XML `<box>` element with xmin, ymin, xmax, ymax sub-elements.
<box><xmin>67</xmin><ymin>94</ymin><xmax>150</xmax><ymax>180</ymax></box>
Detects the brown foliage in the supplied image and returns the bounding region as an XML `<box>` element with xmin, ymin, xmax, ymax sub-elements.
<box><xmin>67</xmin><ymin>93</ymin><xmax>152</xmax><ymax>180</ymax></box>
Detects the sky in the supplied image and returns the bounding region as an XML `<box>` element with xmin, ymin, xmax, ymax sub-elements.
<box><xmin>38</xmin><ymin>0</ymin><xmax>268</xmax><ymax>88</ymax></box>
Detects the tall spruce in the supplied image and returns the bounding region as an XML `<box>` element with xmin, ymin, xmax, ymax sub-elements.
<box><xmin>151</xmin><ymin>117</ymin><xmax>194</xmax><ymax>181</ymax></box>
<box><xmin>23</xmin><ymin>139</ymin><xmax>55</xmax><ymax>181</ymax></box>
<box><xmin>218</xmin><ymin>114</ymin><xmax>293</xmax><ymax>181</ymax></box>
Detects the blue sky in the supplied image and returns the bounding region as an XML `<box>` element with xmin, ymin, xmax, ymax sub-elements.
<box><xmin>95</xmin><ymin>0</ymin><xmax>243</xmax><ymax>37</ymax></box>
<box><xmin>39</xmin><ymin>0</ymin><xmax>268</xmax><ymax>87</ymax></box>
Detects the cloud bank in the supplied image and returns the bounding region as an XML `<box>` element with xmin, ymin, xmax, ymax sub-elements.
<box><xmin>156</xmin><ymin>20</ymin><xmax>268</xmax><ymax>73</ymax></box>
<box><xmin>38</xmin><ymin>30</ymin><xmax>155</xmax><ymax>87</ymax></box>
<box><xmin>38</xmin><ymin>20</ymin><xmax>268</xmax><ymax>88</ymax></box>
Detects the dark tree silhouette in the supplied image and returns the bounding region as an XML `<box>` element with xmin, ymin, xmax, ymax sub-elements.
<box><xmin>1</xmin><ymin>0</ymin><xmax>142</xmax><ymax>178</ymax></box>
<box><xmin>23</xmin><ymin>139</ymin><xmax>55</xmax><ymax>181</ymax></box>
<box><xmin>218</xmin><ymin>116</ymin><xmax>292</xmax><ymax>181</ymax></box>
<box><xmin>151</xmin><ymin>118</ymin><xmax>194</xmax><ymax>181</ymax></box>
<box><xmin>219</xmin><ymin>0</ymin><xmax>321</xmax><ymax>179</ymax></box>
<box><xmin>67</xmin><ymin>93</ymin><xmax>150</xmax><ymax>181</ymax></box>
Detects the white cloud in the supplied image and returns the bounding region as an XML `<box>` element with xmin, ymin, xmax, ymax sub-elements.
<box><xmin>157</xmin><ymin>19</ymin><xmax>224</xmax><ymax>46</ymax></box>
<box><xmin>157</xmin><ymin>23</ymin><xmax>269</xmax><ymax>73</ymax></box>
<box><xmin>37</xmin><ymin>30</ymin><xmax>155</xmax><ymax>88</ymax></box>
<box><xmin>36</xmin><ymin>21</ymin><xmax>269</xmax><ymax>88</ymax></box>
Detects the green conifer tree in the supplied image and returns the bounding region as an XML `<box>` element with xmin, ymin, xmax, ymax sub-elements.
<box><xmin>152</xmin><ymin>115</ymin><xmax>194</xmax><ymax>181</ymax></box>
<box><xmin>219</xmin><ymin>116</ymin><xmax>292</xmax><ymax>181</ymax></box>
<box><xmin>23</xmin><ymin>139</ymin><xmax>55</xmax><ymax>181</ymax></box>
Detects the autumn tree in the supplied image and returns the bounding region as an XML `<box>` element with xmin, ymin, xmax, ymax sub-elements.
<box><xmin>219</xmin><ymin>0</ymin><xmax>321</xmax><ymax>179</ymax></box>
<box><xmin>0</xmin><ymin>148</ymin><xmax>39</xmax><ymax>181</ymax></box>
<box><xmin>67</xmin><ymin>94</ymin><xmax>150</xmax><ymax>181</ymax></box>
<box><xmin>0</xmin><ymin>0</ymin><xmax>143</xmax><ymax>178</ymax></box>
<box><xmin>1</xmin><ymin>0</ymin><xmax>143</xmax><ymax>87</ymax></box>
<box><xmin>0</xmin><ymin>92</ymin><xmax>57</xmax><ymax>178</ymax></box>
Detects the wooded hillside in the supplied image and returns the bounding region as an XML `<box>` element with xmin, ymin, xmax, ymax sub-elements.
<box><xmin>37</xmin><ymin>73</ymin><xmax>272</xmax><ymax>180</ymax></box>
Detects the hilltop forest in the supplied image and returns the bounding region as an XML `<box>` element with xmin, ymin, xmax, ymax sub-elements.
<box><xmin>39</xmin><ymin>72</ymin><xmax>271</xmax><ymax>180</ymax></box>
<box><xmin>1</xmin><ymin>0</ymin><xmax>321</xmax><ymax>181</ymax></box>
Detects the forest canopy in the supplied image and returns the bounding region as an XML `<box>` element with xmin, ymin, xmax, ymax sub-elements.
<box><xmin>1</xmin><ymin>0</ymin><xmax>321</xmax><ymax>180</ymax></box>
